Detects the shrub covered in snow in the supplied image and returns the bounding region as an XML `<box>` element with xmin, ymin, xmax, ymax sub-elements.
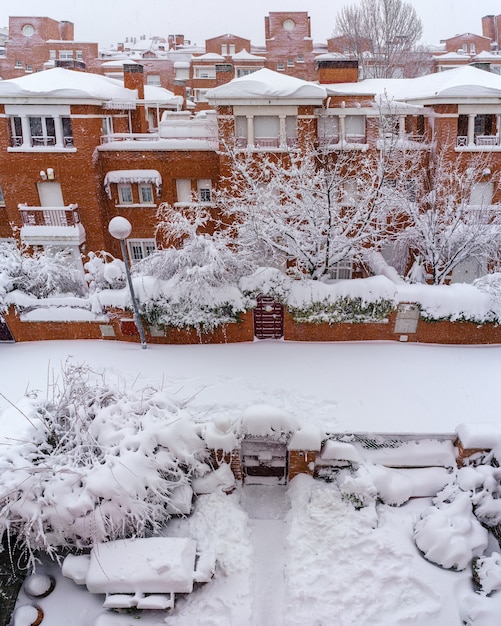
<box><xmin>0</xmin><ymin>362</ymin><xmax>212</xmax><ymax>567</ymax></box>
<box><xmin>414</xmin><ymin>488</ymin><xmax>488</xmax><ymax>570</ymax></box>
<box><xmin>0</xmin><ymin>241</ymin><xmax>86</xmax><ymax>303</ymax></box>
<box><xmin>473</xmin><ymin>552</ymin><xmax>501</xmax><ymax>596</ymax></box>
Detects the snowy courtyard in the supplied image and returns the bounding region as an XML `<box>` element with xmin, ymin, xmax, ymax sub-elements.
<box><xmin>3</xmin><ymin>339</ymin><xmax>501</xmax><ymax>625</ymax></box>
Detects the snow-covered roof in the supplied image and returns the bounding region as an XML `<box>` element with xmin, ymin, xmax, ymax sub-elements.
<box><xmin>232</xmin><ymin>49</ymin><xmax>266</xmax><ymax>61</ymax></box>
<box><xmin>143</xmin><ymin>84</ymin><xmax>183</xmax><ymax>107</ymax></box>
<box><xmin>103</xmin><ymin>169</ymin><xmax>162</xmax><ymax>197</ymax></box>
<box><xmin>433</xmin><ymin>51</ymin><xmax>470</xmax><ymax>60</ymax></box>
<box><xmin>192</xmin><ymin>52</ymin><xmax>226</xmax><ymax>62</ymax></box>
<box><xmin>325</xmin><ymin>66</ymin><xmax>501</xmax><ymax>104</ymax></box>
<box><xmin>0</xmin><ymin>67</ymin><xmax>136</xmax><ymax>102</ymax></box>
<box><xmin>206</xmin><ymin>68</ymin><xmax>327</xmax><ymax>104</ymax></box>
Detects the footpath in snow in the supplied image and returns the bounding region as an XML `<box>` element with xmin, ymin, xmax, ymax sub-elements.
<box><xmin>241</xmin><ymin>485</ymin><xmax>289</xmax><ymax>626</ymax></box>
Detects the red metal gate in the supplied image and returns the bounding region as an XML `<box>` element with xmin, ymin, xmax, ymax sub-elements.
<box><xmin>253</xmin><ymin>295</ymin><xmax>284</xmax><ymax>340</ymax></box>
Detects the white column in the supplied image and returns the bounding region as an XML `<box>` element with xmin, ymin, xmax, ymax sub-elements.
<box><xmin>468</xmin><ymin>114</ymin><xmax>476</xmax><ymax>146</ymax></box>
<box><xmin>21</xmin><ymin>115</ymin><xmax>31</xmax><ymax>147</ymax></box>
<box><xmin>246</xmin><ymin>115</ymin><xmax>254</xmax><ymax>147</ymax></box>
<box><xmin>399</xmin><ymin>115</ymin><xmax>406</xmax><ymax>140</ymax></box>
<box><xmin>279</xmin><ymin>115</ymin><xmax>287</xmax><ymax>148</ymax></box>
<box><xmin>497</xmin><ymin>115</ymin><xmax>501</xmax><ymax>146</ymax></box>
<box><xmin>54</xmin><ymin>116</ymin><xmax>64</xmax><ymax>148</ymax></box>
<box><xmin>339</xmin><ymin>115</ymin><xmax>346</xmax><ymax>143</ymax></box>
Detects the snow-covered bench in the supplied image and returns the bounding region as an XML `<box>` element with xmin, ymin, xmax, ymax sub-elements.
<box><xmin>62</xmin><ymin>537</ymin><xmax>203</xmax><ymax>610</ymax></box>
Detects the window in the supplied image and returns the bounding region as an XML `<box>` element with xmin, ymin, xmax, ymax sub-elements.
<box><xmin>76</xmin><ymin>50</ymin><xmax>83</xmax><ymax>60</ymax></box>
<box><xmin>59</xmin><ymin>50</ymin><xmax>74</xmax><ymax>60</ymax></box>
<box><xmin>25</xmin><ymin>64</ymin><xmax>33</xmax><ymax>73</ymax></box>
<box><xmin>118</xmin><ymin>184</ymin><xmax>133</xmax><ymax>204</ymax></box>
<box><xmin>127</xmin><ymin>239</ymin><xmax>156</xmax><ymax>262</ymax></box>
<box><xmin>277</xmin><ymin>62</ymin><xmax>285</xmax><ymax>71</ymax></box>
<box><xmin>342</xmin><ymin>179</ymin><xmax>358</xmax><ymax>205</ymax></box>
<box><xmin>470</xmin><ymin>182</ymin><xmax>494</xmax><ymax>207</ymax></box>
<box><xmin>197</xmin><ymin>179</ymin><xmax>212</xmax><ymax>202</ymax></box>
<box><xmin>62</xmin><ymin>117</ymin><xmax>73</xmax><ymax>147</ymax></box>
<box><xmin>0</xmin><ymin>186</ymin><xmax>4</xmax><ymax>206</ymax></box>
<box><xmin>146</xmin><ymin>74</ymin><xmax>161</xmax><ymax>86</ymax></box>
<box><xmin>194</xmin><ymin>66</ymin><xmax>216</xmax><ymax>79</ymax></box>
<box><xmin>297</xmin><ymin>54</ymin><xmax>304</xmax><ymax>63</ymax></box>
<box><xmin>317</xmin><ymin>115</ymin><xmax>339</xmax><ymax>144</ymax></box>
<box><xmin>229</xmin><ymin>44</ymin><xmax>236</xmax><ymax>55</ymax></box>
<box><xmin>176</xmin><ymin>179</ymin><xmax>192</xmax><ymax>203</ymax></box>
<box><xmin>470</xmin><ymin>43</ymin><xmax>476</xmax><ymax>54</ymax></box>
<box><xmin>287</xmin><ymin>58</ymin><xmax>294</xmax><ymax>67</ymax></box>
<box><xmin>29</xmin><ymin>117</ymin><xmax>56</xmax><ymax>147</ymax></box>
<box><xmin>345</xmin><ymin>115</ymin><xmax>365</xmax><ymax>142</ymax></box>
<box><xmin>254</xmin><ymin>116</ymin><xmax>280</xmax><ymax>147</ymax></box>
<box><xmin>193</xmin><ymin>89</ymin><xmax>209</xmax><ymax>102</ymax></box>
<box><xmin>330</xmin><ymin>259</ymin><xmax>353</xmax><ymax>280</ymax></box>
<box><xmin>236</xmin><ymin>68</ymin><xmax>258</xmax><ymax>77</ymax></box>
<box><xmin>139</xmin><ymin>184</ymin><xmax>154</xmax><ymax>204</ymax></box>
<box><xmin>49</xmin><ymin>50</ymin><xmax>56</xmax><ymax>60</ymax></box>
<box><xmin>462</xmin><ymin>43</ymin><xmax>468</xmax><ymax>52</ymax></box>
<box><xmin>221</xmin><ymin>44</ymin><xmax>228</xmax><ymax>55</ymax></box>
<box><xmin>102</xmin><ymin>116</ymin><xmax>113</xmax><ymax>136</ymax></box>
<box><xmin>15</xmin><ymin>60</ymin><xmax>22</xmax><ymax>69</ymax></box>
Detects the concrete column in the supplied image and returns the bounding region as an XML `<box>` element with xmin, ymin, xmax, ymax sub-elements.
<box><xmin>53</xmin><ymin>116</ymin><xmax>64</xmax><ymax>148</ymax></box>
<box><xmin>279</xmin><ymin>115</ymin><xmax>287</xmax><ymax>148</ymax></box>
<box><xmin>339</xmin><ymin>115</ymin><xmax>346</xmax><ymax>143</ymax></box>
<box><xmin>468</xmin><ymin>114</ymin><xmax>476</xmax><ymax>146</ymax></box>
<box><xmin>246</xmin><ymin>115</ymin><xmax>254</xmax><ymax>147</ymax></box>
<box><xmin>21</xmin><ymin>116</ymin><xmax>31</xmax><ymax>147</ymax></box>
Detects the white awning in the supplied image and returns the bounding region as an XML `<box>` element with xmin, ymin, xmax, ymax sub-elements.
<box><xmin>104</xmin><ymin>169</ymin><xmax>162</xmax><ymax>198</ymax></box>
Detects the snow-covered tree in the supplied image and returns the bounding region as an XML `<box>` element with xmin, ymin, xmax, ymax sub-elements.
<box><xmin>334</xmin><ymin>0</ymin><xmax>424</xmax><ymax>78</ymax></box>
<box><xmin>0</xmin><ymin>361</ymin><xmax>211</xmax><ymax>568</ymax></box>
<box><xmin>135</xmin><ymin>204</ymin><xmax>252</xmax><ymax>332</ymax></box>
<box><xmin>215</xmin><ymin>141</ymin><xmax>400</xmax><ymax>281</ymax></box>
<box><xmin>391</xmin><ymin>149</ymin><xmax>501</xmax><ymax>284</ymax></box>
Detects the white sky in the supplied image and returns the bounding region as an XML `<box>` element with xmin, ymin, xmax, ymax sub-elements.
<box><xmin>0</xmin><ymin>0</ymin><xmax>498</xmax><ymax>48</ymax></box>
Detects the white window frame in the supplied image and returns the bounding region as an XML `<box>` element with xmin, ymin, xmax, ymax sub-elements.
<box><xmin>193</xmin><ymin>89</ymin><xmax>209</xmax><ymax>103</ymax></box>
<box><xmin>139</xmin><ymin>184</ymin><xmax>154</xmax><ymax>204</ymax></box>
<box><xmin>127</xmin><ymin>239</ymin><xmax>157</xmax><ymax>263</ymax></box>
<box><xmin>49</xmin><ymin>50</ymin><xmax>56</xmax><ymax>60</ymax></box>
<box><xmin>15</xmin><ymin>60</ymin><xmax>22</xmax><ymax>69</ymax></box>
<box><xmin>0</xmin><ymin>186</ymin><xmax>4</xmax><ymax>206</ymax></box>
<box><xmin>118</xmin><ymin>184</ymin><xmax>133</xmax><ymax>204</ymax></box>
<box><xmin>194</xmin><ymin>66</ymin><xmax>216</xmax><ymax>79</ymax></box>
<box><xmin>59</xmin><ymin>50</ymin><xmax>74</xmax><ymax>60</ymax></box>
<box><xmin>25</xmin><ymin>64</ymin><xmax>33</xmax><ymax>73</ymax></box>
<box><xmin>287</xmin><ymin>58</ymin><xmax>294</xmax><ymax>67</ymax></box>
<box><xmin>221</xmin><ymin>44</ymin><xmax>228</xmax><ymax>56</ymax></box>
<box><xmin>76</xmin><ymin>50</ymin><xmax>83</xmax><ymax>60</ymax></box>
<box><xmin>277</xmin><ymin>62</ymin><xmax>285</xmax><ymax>71</ymax></box>
<box><xmin>229</xmin><ymin>44</ymin><xmax>236</xmax><ymax>55</ymax></box>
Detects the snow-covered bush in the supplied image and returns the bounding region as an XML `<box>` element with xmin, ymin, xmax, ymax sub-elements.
<box><xmin>0</xmin><ymin>241</ymin><xmax>86</xmax><ymax>302</ymax></box>
<box><xmin>0</xmin><ymin>361</ymin><xmax>212</xmax><ymax>568</ymax></box>
<box><xmin>473</xmin><ymin>552</ymin><xmax>501</xmax><ymax>595</ymax></box>
<box><xmin>414</xmin><ymin>488</ymin><xmax>488</xmax><ymax>570</ymax></box>
<box><xmin>84</xmin><ymin>251</ymin><xmax>126</xmax><ymax>292</ymax></box>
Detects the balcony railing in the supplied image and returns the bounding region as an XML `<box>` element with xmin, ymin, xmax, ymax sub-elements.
<box><xmin>457</xmin><ymin>135</ymin><xmax>500</xmax><ymax>147</ymax></box>
<box><xmin>9</xmin><ymin>135</ymin><xmax>74</xmax><ymax>148</ymax></box>
<box><xmin>235</xmin><ymin>136</ymin><xmax>298</xmax><ymax>149</ymax></box>
<box><xmin>19</xmin><ymin>204</ymin><xmax>81</xmax><ymax>227</ymax></box>
<box><xmin>100</xmin><ymin>133</ymin><xmax>160</xmax><ymax>144</ymax></box>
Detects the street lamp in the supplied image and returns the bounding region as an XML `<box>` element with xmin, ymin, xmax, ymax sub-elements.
<box><xmin>108</xmin><ymin>216</ymin><xmax>147</xmax><ymax>349</ymax></box>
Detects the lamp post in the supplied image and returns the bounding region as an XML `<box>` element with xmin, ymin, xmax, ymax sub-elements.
<box><xmin>108</xmin><ymin>216</ymin><xmax>147</xmax><ymax>349</ymax></box>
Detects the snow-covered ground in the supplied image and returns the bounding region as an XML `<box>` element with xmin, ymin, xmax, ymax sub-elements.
<box><xmin>3</xmin><ymin>338</ymin><xmax>501</xmax><ymax>626</ymax></box>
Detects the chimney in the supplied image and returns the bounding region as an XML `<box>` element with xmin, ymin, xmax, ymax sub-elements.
<box><xmin>59</xmin><ymin>20</ymin><xmax>74</xmax><ymax>41</ymax></box>
<box><xmin>316</xmin><ymin>59</ymin><xmax>359</xmax><ymax>84</ymax></box>
<box><xmin>215</xmin><ymin>63</ymin><xmax>233</xmax><ymax>85</ymax></box>
<box><xmin>123</xmin><ymin>64</ymin><xmax>148</xmax><ymax>133</ymax></box>
<box><xmin>173</xmin><ymin>80</ymin><xmax>187</xmax><ymax>110</ymax></box>
<box><xmin>482</xmin><ymin>15</ymin><xmax>496</xmax><ymax>41</ymax></box>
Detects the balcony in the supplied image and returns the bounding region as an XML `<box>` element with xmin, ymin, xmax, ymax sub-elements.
<box><xmin>100</xmin><ymin>133</ymin><xmax>160</xmax><ymax>144</ymax></box>
<box><xmin>18</xmin><ymin>204</ymin><xmax>86</xmax><ymax>246</ymax></box>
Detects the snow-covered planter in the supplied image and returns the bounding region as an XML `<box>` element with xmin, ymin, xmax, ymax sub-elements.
<box><xmin>12</xmin><ymin>605</ymin><xmax>43</xmax><ymax>626</ymax></box>
<box><xmin>23</xmin><ymin>574</ymin><xmax>55</xmax><ymax>598</ymax></box>
<box><xmin>288</xmin><ymin>295</ymin><xmax>395</xmax><ymax>324</ymax></box>
<box><xmin>414</xmin><ymin>490</ymin><xmax>488</xmax><ymax>570</ymax></box>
